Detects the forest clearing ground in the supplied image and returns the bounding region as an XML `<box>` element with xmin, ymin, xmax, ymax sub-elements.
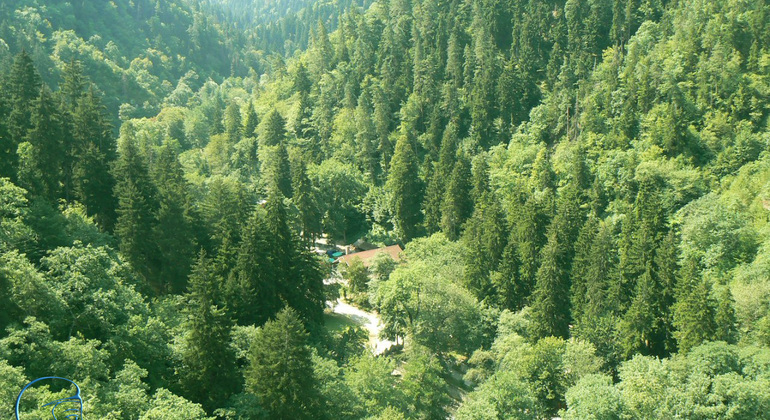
<box><xmin>326</xmin><ymin>298</ymin><xmax>396</xmax><ymax>355</ymax></box>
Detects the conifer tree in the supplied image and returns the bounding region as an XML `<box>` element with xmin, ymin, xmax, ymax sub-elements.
<box><xmin>355</xmin><ymin>87</ymin><xmax>380</xmax><ymax>183</ymax></box>
<box><xmin>463</xmin><ymin>191</ymin><xmax>508</xmax><ymax>302</ymax></box>
<box><xmin>243</xmin><ymin>100</ymin><xmax>259</xmax><ymax>138</ymax></box>
<box><xmin>152</xmin><ymin>146</ymin><xmax>196</xmax><ymax>293</ymax></box>
<box><xmin>292</xmin><ymin>161</ymin><xmax>322</xmax><ymax>245</ymax></box>
<box><xmin>386</xmin><ymin>134</ymin><xmax>423</xmax><ymax>240</ymax></box>
<box><xmin>3</xmin><ymin>50</ymin><xmax>42</xmax><ymax>180</ymax></box>
<box><xmin>246</xmin><ymin>307</ymin><xmax>321</xmax><ymax>420</ymax></box>
<box><xmin>224</xmin><ymin>102</ymin><xmax>242</xmax><ymax>144</ymax></box>
<box><xmin>7</xmin><ymin>50</ymin><xmax>42</xmax><ymax>145</ymax></box>
<box><xmin>292</xmin><ymin>62</ymin><xmax>312</xmax><ymax>94</ymax></box>
<box><xmin>673</xmin><ymin>258</ymin><xmax>716</xmax><ymax>353</ymax></box>
<box><xmin>714</xmin><ymin>286</ymin><xmax>738</xmax><ymax>344</ymax></box>
<box><xmin>570</xmin><ymin>216</ymin><xmax>599</xmax><ymax>323</ymax></box>
<box><xmin>515</xmin><ymin>195</ymin><xmax>551</xmax><ymax>308</ymax></box>
<box><xmin>620</xmin><ymin>264</ymin><xmax>668</xmax><ymax>357</ymax></box>
<box><xmin>0</xmin><ymin>95</ymin><xmax>11</xmax><ymax>179</ymax></box>
<box><xmin>113</xmin><ymin>127</ymin><xmax>159</xmax><ymax>284</ymax></box>
<box><xmin>72</xmin><ymin>87</ymin><xmax>116</xmax><ymax>229</ymax></box>
<box><xmin>292</xmin><ymin>92</ymin><xmax>315</xmax><ymax>144</ymax></box>
<box><xmin>60</xmin><ymin>59</ymin><xmax>87</xmax><ymax>111</ymax></box>
<box><xmin>20</xmin><ymin>87</ymin><xmax>66</xmax><ymax>202</ymax></box>
<box><xmin>268</xmin><ymin>142</ymin><xmax>293</xmax><ymax>198</ymax></box>
<box><xmin>422</xmin><ymin>162</ymin><xmax>443</xmax><ymax>235</ymax></box>
<box><xmin>261</xmin><ymin>109</ymin><xmax>286</xmax><ymax>147</ymax></box>
<box><xmin>230</xmin><ymin>207</ymin><xmax>278</xmax><ymax>326</ymax></box>
<box><xmin>440</xmin><ymin>155</ymin><xmax>473</xmax><ymax>240</ymax></box>
<box><xmin>528</xmin><ymin>228</ymin><xmax>571</xmax><ymax>340</ymax></box>
<box><xmin>493</xmin><ymin>230</ymin><xmax>523</xmax><ymax>311</ymax></box>
<box><xmin>581</xmin><ymin>222</ymin><xmax>619</xmax><ymax>324</ymax></box>
<box><xmin>210</xmin><ymin>98</ymin><xmax>225</xmax><ymax>135</ymax></box>
<box><xmin>179</xmin><ymin>252</ymin><xmax>239</xmax><ymax>412</ymax></box>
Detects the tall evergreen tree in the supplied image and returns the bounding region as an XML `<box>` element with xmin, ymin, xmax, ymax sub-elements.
<box><xmin>292</xmin><ymin>161</ymin><xmax>322</xmax><ymax>245</ymax></box>
<box><xmin>224</xmin><ymin>102</ymin><xmax>242</xmax><ymax>144</ymax></box>
<box><xmin>246</xmin><ymin>307</ymin><xmax>321</xmax><ymax>420</ymax></box>
<box><xmin>230</xmin><ymin>207</ymin><xmax>278</xmax><ymax>326</ymax></box>
<box><xmin>179</xmin><ymin>252</ymin><xmax>239</xmax><ymax>412</ymax></box>
<box><xmin>463</xmin><ymin>191</ymin><xmax>508</xmax><ymax>302</ymax></box>
<box><xmin>570</xmin><ymin>216</ymin><xmax>600</xmax><ymax>323</ymax></box>
<box><xmin>113</xmin><ymin>126</ymin><xmax>159</xmax><ymax>285</ymax></box>
<box><xmin>60</xmin><ymin>59</ymin><xmax>87</xmax><ymax>111</ymax></box>
<box><xmin>152</xmin><ymin>146</ymin><xmax>197</xmax><ymax>293</ymax></box>
<box><xmin>528</xmin><ymin>228</ymin><xmax>571</xmax><ymax>340</ymax></box>
<box><xmin>261</xmin><ymin>110</ymin><xmax>286</xmax><ymax>147</ymax></box>
<box><xmin>422</xmin><ymin>162</ymin><xmax>443</xmax><ymax>235</ymax></box>
<box><xmin>440</xmin><ymin>155</ymin><xmax>473</xmax><ymax>240</ymax></box>
<box><xmin>243</xmin><ymin>100</ymin><xmax>259</xmax><ymax>138</ymax></box>
<box><xmin>673</xmin><ymin>257</ymin><xmax>716</xmax><ymax>353</ymax></box>
<box><xmin>7</xmin><ymin>50</ymin><xmax>42</xmax><ymax>147</ymax></box>
<box><xmin>19</xmin><ymin>87</ymin><xmax>67</xmax><ymax>202</ymax></box>
<box><xmin>72</xmin><ymin>87</ymin><xmax>117</xmax><ymax>229</ymax></box>
<box><xmin>386</xmin><ymin>134</ymin><xmax>423</xmax><ymax>241</ymax></box>
<box><xmin>515</xmin><ymin>195</ymin><xmax>551</xmax><ymax>308</ymax></box>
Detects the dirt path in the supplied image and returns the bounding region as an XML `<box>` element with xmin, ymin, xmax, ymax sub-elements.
<box><xmin>330</xmin><ymin>299</ymin><xmax>395</xmax><ymax>355</ymax></box>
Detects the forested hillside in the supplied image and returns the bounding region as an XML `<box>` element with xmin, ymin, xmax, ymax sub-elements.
<box><xmin>1</xmin><ymin>0</ymin><xmax>770</xmax><ymax>418</ymax></box>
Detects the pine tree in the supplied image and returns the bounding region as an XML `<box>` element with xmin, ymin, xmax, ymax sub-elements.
<box><xmin>246</xmin><ymin>307</ymin><xmax>321</xmax><ymax>420</ymax></box>
<box><xmin>386</xmin><ymin>134</ymin><xmax>424</xmax><ymax>240</ymax></box>
<box><xmin>179</xmin><ymin>252</ymin><xmax>239</xmax><ymax>412</ymax></box>
<box><xmin>714</xmin><ymin>286</ymin><xmax>738</xmax><ymax>344</ymax></box>
<box><xmin>673</xmin><ymin>258</ymin><xmax>716</xmax><ymax>353</ymax></box>
<box><xmin>20</xmin><ymin>87</ymin><xmax>67</xmax><ymax>202</ymax></box>
<box><xmin>493</xmin><ymin>230</ymin><xmax>523</xmax><ymax>311</ymax></box>
<box><xmin>243</xmin><ymin>100</ymin><xmax>259</xmax><ymax>138</ymax></box>
<box><xmin>570</xmin><ymin>216</ymin><xmax>599</xmax><ymax>323</ymax></box>
<box><xmin>470</xmin><ymin>155</ymin><xmax>491</xmax><ymax>206</ymax></box>
<box><xmin>152</xmin><ymin>146</ymin><xmax>196</xmax><ymax>294</ymax></box>
<box><xmin>620</xmin><ymin>264</ymin><xmax>668</xmax><ymax>357</ymax></box>
<box><xmin>60</xmin><ymin>59</ymin><xmax>87</xmax><ymax>111</ymax></box>
<box><xmin>113</xmin><ymin>128</ymin><xmax>159</xmax><ymax>284</ymax></box>
<box><xmin>230</xmin><ymin>207</ymin><xmax>278</xmax><ymax>326</ymax></box>
<box><xmin>515</xmin><ymin>195</ymin><xmax>551</xmax><ymax>308</ymax></box>
<box><xmin>7</xmin><ymin>50</ymin><xmax>42</xmax><ymax>145</ymax></box>
<box><xmin>261</xmin><ymin>109</ymin><xmax>286</xmax><ymax>147</ymax></box>
<box><xmin>463</xmin><ymin>191</ymin><xmax>508</xmax><ymax>302</ymax></box>
<box><xmin>224</xmin><ymin>102</ymin><xmax>242</xmax><ymax>144</ymax></box>
<box><xmin>3</xmin><ymin>50</ymin><xmax>42</xmax><ymax>180</ymax></box>
<box><xmin>440</xmin><ymin>155</ymin><xmax>473</xmax><ymax>240</ymax></box>
<box><xmin>530</xmin><ymin>148</ymin><xmax>555</xmax><ymax>193</ymax></box>
<box><xmin>528</xmin><ymin>229</ymin><xmax>571</xmax><ymax>340</ymax></box>
<box><xmin>581</xmin><ymin>222</ymin><xmax>619</xmax><ymax>324</ymax></box>
<box><xmin>292</xmin><ymin>161</ymin><xmax>322</xmax><ymax>245</ymax></box>
<box><xmin>292</xmin><ymin>62</ymin><xmax>312</xmax><ymax>94</ymax></box>
<box><xmin>422</xmin><ymin>162</ymin><xmax>443</xmax><ymax>235</ymax></box>
<box><xmin>210</xmin><ymin>98</ymin><xmax>225</xmax><ymax>135</ymax></box>
<box><xmin>355</xmin><ymin>87</ymin><xmax>380</xmax><ymax>183</ymax></box>
<box><xmin>72</xmin><ymin>87</ymin><xmax>116</xmax><ymax>229</ymax></box>
<box><xmin>291</xmin><ymin>92</ymin><xmax>315</xmax><ymax>145</ymax></box>
<box><xmin>265</xmin><ymin>142</ymin><xmax>292</xmax><ymax>198</ymax></box>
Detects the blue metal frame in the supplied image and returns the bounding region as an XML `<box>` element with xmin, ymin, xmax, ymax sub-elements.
<box><xmin>15</xmin><ymin>377</ymin><xmax>82</xmax><ymax>419</ymax></box>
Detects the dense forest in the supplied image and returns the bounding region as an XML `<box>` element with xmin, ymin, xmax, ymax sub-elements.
<box><xmin>1</xmin><ymin>0</ymin><xmax>770</xmax><ymax>418</ymax></box>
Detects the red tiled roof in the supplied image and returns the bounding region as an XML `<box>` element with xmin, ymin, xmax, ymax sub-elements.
<box><xmin>337</xmin><ymin>244</ymin><xmax>403</xmax><ymax>267</ymax></box>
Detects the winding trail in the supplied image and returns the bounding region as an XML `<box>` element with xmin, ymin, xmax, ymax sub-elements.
<box><xmin>330</xmin><ymin>299</ymin><xmax>395</xmax><ymax>355</ymax></box>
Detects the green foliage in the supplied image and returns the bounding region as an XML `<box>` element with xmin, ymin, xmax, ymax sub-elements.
<box><xmin>456</xmin><ymin>370</ymin><xmax>539</xmax><ymax>420</ymax></box>
<box><xmin>2</xmin><ymin>0</ymin><xmax>770</xmax><ymax>417</ymax></box>
<box><xmin>386</xmin><ymin>134</ymin><xmax>423</xmax><ymax>241</ymax></box>
<box><xmin>246</xmin><ymin>307</ymin><xmax>321</xmax><ymax>419</ymax></box>
<box><xmin>178</xmin><ymin>253</ymin><xmax>239</xmax><ymax>412</ymax></box>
